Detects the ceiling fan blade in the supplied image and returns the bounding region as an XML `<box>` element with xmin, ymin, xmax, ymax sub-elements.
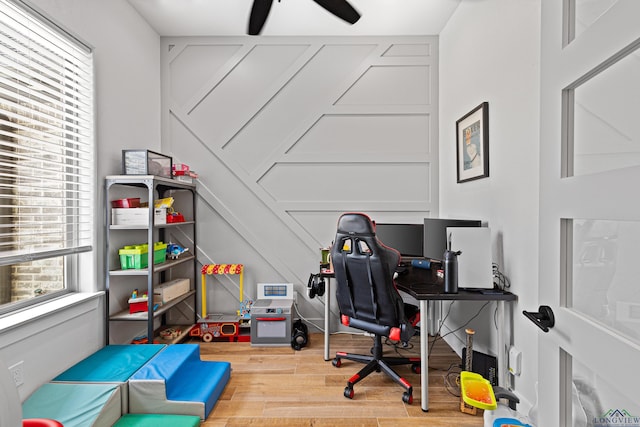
<box><xmin>248</xmin><ymin>0</ymin><xmax>274</xmax><ymax>35</ymax></box>
<box><xmin>312</xmin><ymin>0</ymin><xmax>361</xmax><ymax>25</ymax></box>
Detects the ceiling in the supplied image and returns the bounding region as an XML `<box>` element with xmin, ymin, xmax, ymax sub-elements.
<box><xmin>126</xmin><ymin>0</ymin><xmax>461</xmax><ymax>37</ymax></box>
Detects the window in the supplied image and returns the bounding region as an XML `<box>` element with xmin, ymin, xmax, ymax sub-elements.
<box><xmin>0</xmin><ymin>0</ymin><xmax>94</xmax><ymax>315</ymax></box>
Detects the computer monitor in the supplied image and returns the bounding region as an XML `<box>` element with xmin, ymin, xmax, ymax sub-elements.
<box><xmin>374</xmin><ymin>223</ymin><xmax>424</xmax><ymax>258</ymax></box>
<box><xmin>423</xmin><ymin>218</ymin><xmax>482</xmax><ymax>261</ymax></box>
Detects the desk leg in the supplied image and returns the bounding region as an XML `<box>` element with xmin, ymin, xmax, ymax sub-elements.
<box><xmin>497</xmin><ymin>300</ymin><xmax>506</xmax><ymax>388</ymax></box>
<box><xmin>324</xmin><ymin>277</ymin><xmax>331</xmax><ymax>361</ymax></box>
<box><xmin>420</xmin><ymin>299</ymin><xmax>429</xmax><ymax>412</ymax></box>
<box><xmin>427</xmin><ymin>300</ymin><xmax>437</xmax><ymax>335</ymax></box>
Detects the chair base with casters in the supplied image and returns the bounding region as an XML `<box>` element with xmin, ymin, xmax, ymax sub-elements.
<box><xmin>333</xmin><ymin>334</ymin><xmax>420</xmax><ymax>403</ymax></box>
<box><xmin>332</xmin><ymin>315</ymin><xmax>420</xmax><ymax>403</ymax></box>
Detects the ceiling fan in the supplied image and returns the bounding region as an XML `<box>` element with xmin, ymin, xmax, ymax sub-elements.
<box><xmin>248</xmin><ymin>0</ymin><xmax>361</xmax><ymax>35</ymax></box>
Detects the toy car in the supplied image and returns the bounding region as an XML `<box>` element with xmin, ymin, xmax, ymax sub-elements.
<box><xmin>189</xmin><ymin>316</ymin><xmax>239</xmax><ymax>342</ymax></box>
<box><xmin>166</xmin><ymin>243</ymin><xmax>189</xmax><ymax>259</ymax></box>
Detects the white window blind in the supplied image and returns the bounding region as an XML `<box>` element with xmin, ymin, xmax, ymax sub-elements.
<box><xmin>0</xmin><ymin>0</ymin><xmax>94</xmax><ymax>266</ymax></box>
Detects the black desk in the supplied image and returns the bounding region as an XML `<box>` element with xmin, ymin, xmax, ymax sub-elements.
<box><xmin>395</xmin><ymin>265</ymin><xmax>517</xmax><ymax>302</ymax></box>
<box><xmin>394</xmin><ymin>265</ymin><xmax>516</xmax><ymax>411</ymax></box>
<box><xmin>321</xmin><ymin>265</ymin><xmax>516</xmax><ymax>412</ymax></box>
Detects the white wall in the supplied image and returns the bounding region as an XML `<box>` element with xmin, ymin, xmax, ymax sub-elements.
<box><xmin>0</xmin><ymin>0</ymin><xmax>160</xmax><ymax>400</ymax></box>
<box><xmin>439</xmin><ymin>0</ymin><xmax>541</xmax><ymax>410</ymax></box>
<box><xmin>160</xmin><ymin>36</ymin><xmax>439</xmax><ymax>331</ymax></box>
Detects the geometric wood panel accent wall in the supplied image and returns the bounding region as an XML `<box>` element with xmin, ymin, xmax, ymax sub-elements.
<box><xmin>161</xmin><ymin>36</ymin><xmax>438</xmax><ymax>317</ymax></box>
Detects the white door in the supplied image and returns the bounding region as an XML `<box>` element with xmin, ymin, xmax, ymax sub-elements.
<box><xmin>538</xmin><ymin>1</ymin><xmax>640</xmax><ymax>426</ymax></box>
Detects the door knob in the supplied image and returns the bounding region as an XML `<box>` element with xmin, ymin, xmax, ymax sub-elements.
<box><xmin>523</xmin><ymin>305</ymin><xmax>555</xmax><ymax>332</ymax></box>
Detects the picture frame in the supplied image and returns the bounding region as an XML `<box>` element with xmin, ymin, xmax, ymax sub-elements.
<box><xmin>456</xmin><ymin>102</ymin><xmax>489</xmax><ymax>183</ymax></box>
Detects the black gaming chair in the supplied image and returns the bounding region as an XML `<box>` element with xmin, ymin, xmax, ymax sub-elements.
<box><xmin>331</xmin><ymin>212</ymin><xmax>420</xmax><ymax>404</ymax></box>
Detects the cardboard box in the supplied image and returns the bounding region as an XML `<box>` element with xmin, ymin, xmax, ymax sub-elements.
<box><xmin>154</xmin><ymin>208</ymin><xmax>167</xmax><ymax>225</ymax></box>
<box><xmin>154</xmin><ymin>278</ymin><xmax>190</xmax><ymax>304</ymax></box>
<box><xmin>112</xmin><ymin>208</ymin><xmax>166</xmax><ymax>226</ymax></box>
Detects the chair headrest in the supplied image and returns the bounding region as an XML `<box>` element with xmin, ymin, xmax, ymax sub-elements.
<box><xmin>336</xmin><ymin>213</ymin><xmax>375</xmax><ymax>236</ymax></box>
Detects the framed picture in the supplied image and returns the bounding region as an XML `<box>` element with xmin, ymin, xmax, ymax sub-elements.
<box><xmin>456</xmin><ymin>102</ymin><xmax>489</xmax><ymax>183</ymax></box>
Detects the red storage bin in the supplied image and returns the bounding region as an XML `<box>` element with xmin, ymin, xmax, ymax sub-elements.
<box><xmin>166</xmin><ymin>213</ymin><xmax>185</xmax><ymax>223</ymax></box>
<box><xmin>111</xmin><ymin>198</ymin><xmax>141</xmax><ymax>208</ymax></box>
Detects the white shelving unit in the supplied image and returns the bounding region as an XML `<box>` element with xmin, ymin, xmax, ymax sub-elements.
<box><xmin>105</xmin><ymin>175</ymin><xmax>197</xmax><ymax>345</ymax></box>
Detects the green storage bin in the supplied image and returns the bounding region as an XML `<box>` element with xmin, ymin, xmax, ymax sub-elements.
<box><xmin>119</xmin><ymin>245</ymin><xmax>148</xmax><ymax>269</ymax></box>
<box><xmin>153</xmin><ymin>242</ymin><xmax>167</xmax><ymax>264</ymax></box>
<box><xmin>119</xmin><ymin>242</ymin><xmax>167</xmax><ymax>270</ymax></box>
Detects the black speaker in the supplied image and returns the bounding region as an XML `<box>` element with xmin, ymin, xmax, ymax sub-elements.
<box><xmin>461</xmin><ymin>349</ymin><xmax>498</xmax><ymax>386</ymax></box>
<box><xmin>291</xmin><ymin>319</ymin><xmax>308</xmax><ymax>351</ymax></box>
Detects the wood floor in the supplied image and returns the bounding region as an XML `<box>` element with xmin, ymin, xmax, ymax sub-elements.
<box><xmin>195</xmin><ymin>332</ymin><xmax>485</xmax><ymax>426</ymax></box>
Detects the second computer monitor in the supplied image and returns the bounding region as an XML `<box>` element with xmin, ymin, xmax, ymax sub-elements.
<box><xmin>423</xmin><ymin>218</ymin><xmax>482</xmax><ymax>261</ymax></box>
<box><xmin>374</xmin><ymin>223</ymin><xmax>424</xmax><ymax>258</ymax></box>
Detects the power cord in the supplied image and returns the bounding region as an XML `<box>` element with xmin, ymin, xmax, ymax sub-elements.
<box><xmin>428</xmin><ymin>300</ymin><xmax>455</xmax><ymax>357</ymax></box>
<box><xmin>429</xmin><ymin>300</ymin><xmax>491</xmax><ymax>357</ymax></box>
<box><xmin>385</xmin><ymin>337</ymin><xmax>415</xmax><ymax>354</ymax></box>
<box><xmin>444</xmin><ymin>362</ymin><xmax>463</xmax><ymax>397</ymax></box>
<box><xmin>293</xmin><ymin>300</ymin><xmax>324</xmax><ymax>333</ymax></box>
<box><xmin>293</xmin><ymin>299</ymin><xmax>366</xmax><ymax>337</ymax></box>
<box><xmin>430</xmin><ymin>301</ymin><xmax>491</xmax><ymax>398</ymax></box>
<box><xmin>493</xmin><ymin>263</ymin><xmax>511</xmax><ymax>290</ymax></box>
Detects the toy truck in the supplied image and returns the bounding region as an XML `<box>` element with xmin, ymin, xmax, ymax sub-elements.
<box><xmin>189</xmin><ymin>315</ymin><xmax>239</xmax><ymax>342</ymax></box>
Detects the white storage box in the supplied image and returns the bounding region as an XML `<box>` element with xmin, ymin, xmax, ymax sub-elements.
<box><xmin>154</xmin><ymin>278</ymin><xmax>190</xmax><ymax>304</ymax></box>
<box><xmin>154</xmin><ymin>208</ymin><xmax>167</xmax><ymax>225</ymax></box>
<box><xmin>112</xmin><ymin>208</ymin><xmax>166</xmax><ymax>226</ymax></box>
